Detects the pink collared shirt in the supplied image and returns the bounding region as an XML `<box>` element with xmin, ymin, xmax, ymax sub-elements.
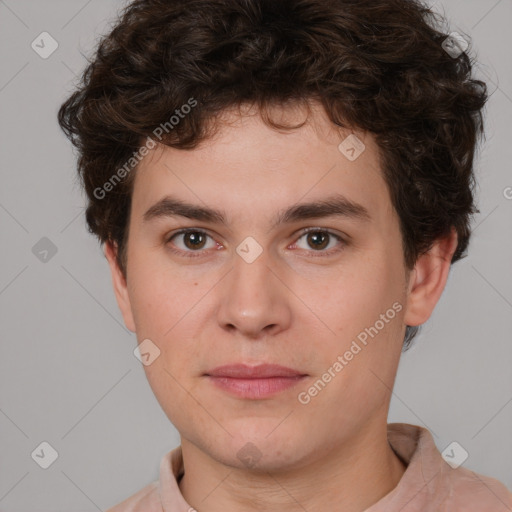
<box><xmin>106</xmin><ymin>423</ymin><xmax>512</xmax><ymax>511</ymax></box>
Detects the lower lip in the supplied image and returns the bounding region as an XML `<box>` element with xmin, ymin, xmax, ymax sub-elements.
<box><xmin>206</xmin><ymin>375</ymin><xmax>307</xmax><ymax>399</ymax></box>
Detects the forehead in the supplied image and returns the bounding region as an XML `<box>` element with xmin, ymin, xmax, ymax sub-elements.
<box><xmin>131</xmin><ymin>103</ymin><xmax>392</xmax><ymax>230</ymax></box>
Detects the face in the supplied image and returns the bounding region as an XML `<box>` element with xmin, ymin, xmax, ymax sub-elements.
<box><xmin>106</xmin><ymin>102</ymin><xmax>454</xmax><ymax>471</ymax></box>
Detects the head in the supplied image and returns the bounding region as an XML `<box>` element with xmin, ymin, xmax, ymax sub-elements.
<box><xmin>58</xmin><ymin>0</ymin><xmax>487</xmax><ymax>471</ymax></box>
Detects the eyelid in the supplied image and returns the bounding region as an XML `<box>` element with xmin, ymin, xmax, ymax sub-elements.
<box><xmin>165</xmin><ymin>228</ymin><xmax>211</xmax><ymax>244</ymax></box>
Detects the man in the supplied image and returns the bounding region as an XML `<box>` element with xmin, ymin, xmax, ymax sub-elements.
<box><xmin>58</xmin><ymin>0</ymin><xmax>512</xmax><ymax>510</ymax></box>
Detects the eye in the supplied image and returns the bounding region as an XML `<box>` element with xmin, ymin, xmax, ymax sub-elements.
<box><xmin>165</xmin><ymin>229</ymin><xmax>220</xmax><ymax>257</ymax></box>
<box><xmin>165</xmin><ymin>227</ymin><xmax>346</xmax><ymax>259</ymax></box>
<box><xmin>292</xmin><ymin>228</ymin><xmax>346</xmax><ymax>256</ymax></box>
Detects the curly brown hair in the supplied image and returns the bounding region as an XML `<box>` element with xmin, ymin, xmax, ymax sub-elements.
<box><xmin>58</xmin><ymin>0</ymin><xmax>487</xmax><ymax>350</ymax></box>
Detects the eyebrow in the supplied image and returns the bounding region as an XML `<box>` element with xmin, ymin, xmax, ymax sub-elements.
<box><xmin>142</xmin><ymin>194</ymin><xmax>371</xmax><ymax>228</ymax></box>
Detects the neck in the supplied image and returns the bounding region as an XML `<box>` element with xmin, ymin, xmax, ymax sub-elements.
<box><xmin>178</xmin><ymin>423</ymin><xmax>407</xmax><ymax>512</ymax></box>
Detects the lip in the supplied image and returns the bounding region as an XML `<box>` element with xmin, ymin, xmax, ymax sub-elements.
<box><xmin>205</xmin><ymin>364</ymin><xmax>308</xmax><ymax>399</ymax></box>
<box><xmin>206</xmin><ymin>363</ymin><xmax>305</xmax><ymax>378</ymax></box>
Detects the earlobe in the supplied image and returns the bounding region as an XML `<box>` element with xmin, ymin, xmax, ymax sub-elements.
<box><xmin>403</xmin><ymin>228</ymin><xmax>458</xmax><ymax>327</ymax></box>
<box><xmin>104</xmin><ymin>241</ymin><xmax>136</xmax><ymax>333</ymax></box>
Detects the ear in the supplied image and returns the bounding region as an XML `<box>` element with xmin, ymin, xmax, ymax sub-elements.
<box><xmin>403</xmin><ymin>227</ymin><xmax>458</xmax><ymax>327</ymax></box>
<box><xmin>104</xmin><ymin>240</ymin><xmax>136</xmax><ymax>333</ymax></box>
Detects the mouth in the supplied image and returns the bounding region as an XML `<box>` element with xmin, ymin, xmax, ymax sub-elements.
<box><xmin>204</xmin><ymin>364</ymin><xmax>308</xmax><ymax>399</ymax></box>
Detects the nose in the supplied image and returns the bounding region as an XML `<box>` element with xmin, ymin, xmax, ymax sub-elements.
<box><xmin>216</xmin><ymin>247</ymin><xmax>292</xmax><ymax>339</ymax></box>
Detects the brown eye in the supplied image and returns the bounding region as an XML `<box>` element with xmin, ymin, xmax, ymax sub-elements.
<box><xmin>182</xmin><ymin>231</ymin><xmax>207</xmax><ymax>250</ymax></box>
<box><xmin>306</xmin><ymin>231</ymin><xmax>330</xmax><ymax>250</ymax></box>
<box><xmin>166</xmin><ymin>229</ymin><xmax>217</xmax><ymax>257</ymax></box>
<box><xmin>293</xmin><ymin>228</ymin><xmax>346</xmax><ymax>256</ymax></box>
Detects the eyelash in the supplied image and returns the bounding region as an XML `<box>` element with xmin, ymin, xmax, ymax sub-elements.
<box><xmin>165</xmin><ymin>227</ymin><xmax>346</xmax><ymax>259</ymax></box>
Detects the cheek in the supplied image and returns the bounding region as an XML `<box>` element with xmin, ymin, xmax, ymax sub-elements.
<box><xmin>127</xmin><ymin>255</ymin><xmax>190</xmax><ymax>334</ymax></box>
<box><xmin>301</xmin><ymin>248</ymin><xmax>406</xmax><ymax>387</ymax></box>
<box><xmin>127</xmin><ymin>261</ymin><xmax>209</xmax><ymax>375</ymax></box>
<box><xmin>141</xmin><ymin>359</ymin><xmax>194</xmax><ymax>433</ymax></box>
<box><xmin>313</xmin><ymin>256</ymin><xmax>404</xmax><ymax>333</ymax></box>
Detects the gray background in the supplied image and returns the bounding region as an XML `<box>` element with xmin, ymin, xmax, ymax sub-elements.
<box><xmin>1</xmin><ymin>0</ymin><xmax>511</xmax><ymax>510</ymax></box>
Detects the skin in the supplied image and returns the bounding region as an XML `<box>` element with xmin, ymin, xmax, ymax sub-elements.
<box><xmin>105</xmin><ymin>101</ymin><xmax>458</xmax><ymax>512</ymax></box>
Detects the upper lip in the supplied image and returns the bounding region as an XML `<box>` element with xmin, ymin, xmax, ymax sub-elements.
<box><xmin>205</xmin><ymin>364</ymin><xmax>306</xmax><ymax>378</ymax></box>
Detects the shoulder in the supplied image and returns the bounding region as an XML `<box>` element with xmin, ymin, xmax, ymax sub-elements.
<box><xmin>447</xmin><ymin>466</ymin><xmax>512</xmax><ymax>511</ymax></box>
<box><xmin>105</xmin><ymin>480</ymin><xmax>162</xmax><ymax>512</ymax></box>
<box><xmin>386</xmin><ymin>423</ymin><xmax>512</xmax><ymax>510</ymax></box>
